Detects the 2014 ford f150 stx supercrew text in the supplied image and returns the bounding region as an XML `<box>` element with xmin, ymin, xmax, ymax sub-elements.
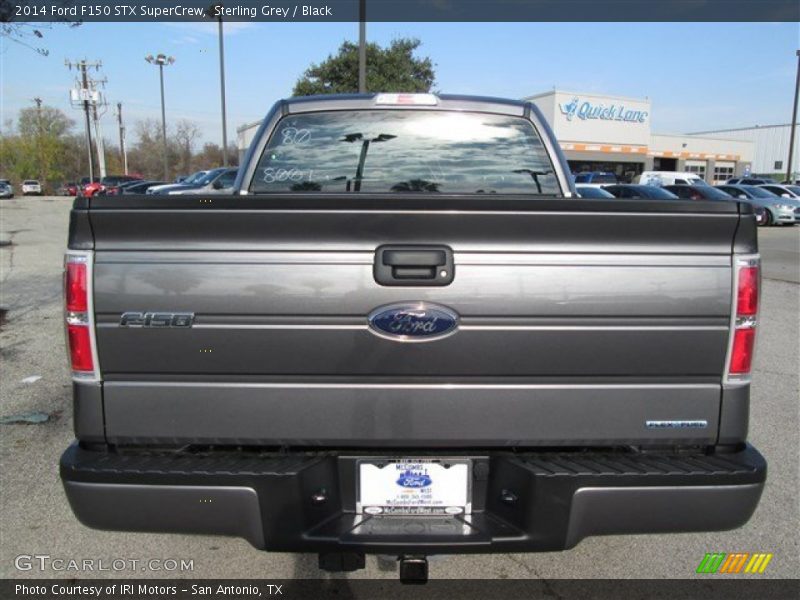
<box><xmin>60</xmin><ymin>93</ymin><xmax>766</xmax><ymax>581</ymax></box>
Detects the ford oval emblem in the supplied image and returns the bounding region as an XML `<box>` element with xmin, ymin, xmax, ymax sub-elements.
<box><xmin>368</xmin><ymin>302</ymin><xmax>459</xmax><ymax>342</ymax></box>
<box><xmin>396</xmin><ymin>469</ymin><xmax>433</xmax><ymax>489</ymax></box>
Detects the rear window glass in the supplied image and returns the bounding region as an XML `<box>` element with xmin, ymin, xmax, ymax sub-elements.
<box><xmin>701</xmin><ymin>187</ymin><xmax>735</xmax><ymax>200</ymax></box>
<box><xmin>746</xmin><ymin>186</ymin><xmax>777</xmax><ymax>198</ymax></box>
<box><xmin>250</xmin><ymin>110</ymin><xmax>561</xmax><ymax>195</ymax></box>
<box><xmin>591</xmin><ymin>174</ymin><xmax>617</xmax><ymax>184</ymax></box>
<box><xmin>640</xmin><ymin>186</ymin><xmax>679</xmax><ymax>199</ymax></box>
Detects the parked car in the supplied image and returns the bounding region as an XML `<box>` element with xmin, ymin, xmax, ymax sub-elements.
<box><xmin>60</xmin><ymin>94</ymin><xmax>766</xmax><ymax>582</ymax></box>
<box><xmin>716</xmin><ymin>184</ymin><xmax>799</xmax><ymax>226</ymax></box>
<box><xmin>636</xmin><ymin>171</ymin><xmax>709</xmax><ymax>187</ymax></box>
<box><xmin>663</xmin><ymin>185</ymin><xmax>735</xmax><ymax>201</ymax></box>
<box><xmin>0</xmin><ymin>183</ymin><xmax>14</xmax><ymax>199</ymax></box>
<box><xmin>575</xmin><ymin>184</ymin><xmax>615</xmax><ymax>198</ymax></box>
<box><xmin>147</xmin><ymin>170</ymin><xmax>209</xmax><ymax>194</ymax></box>
<box><xmin>166</xmin><ymin>168</ymin><xmax>238</xmax><ymax>195</ymax></box>
<box><xmin>759</xmin><ymin>184</ymin><xmax>800</xmax><ymax>199</ymax></box>
<box><xmin>572</xmin><ymin>171</ymin><xmax>618</xmax><ymax>186</ymax></box>
<box><xmin>58</xmin><ymin>182</ymin><xmax>79</xmax><ymax>196</ymax></box>
<box><xmin>81</xmin><ymin>181</ymin><xmax>105</xmax><ymax>198</ymax></box>
<box><xmin>78</xmin><ymin>176</ymin><xmax>100</xmax><ymax>190</ymax></box>
<box><xmin>665</xmin><ymin>185</ymin><xmax>768</xmax><ymax>225</ymax></box>
<box><xmin>95</xmin><ymin>175</ymin><xmax>143</xmax><ymax>196</ymax></box>
<box><xmin>21</xmin><ymin>180</ymin><xmax>42</xmax><ymax>195</ymax></box>
<box><xmin>726</xmin><ymin>177</ymin><xmax>773</xmax><ymax>185</ymax></box>
<box><xmin>603</xmin><ymin>184</ymin><xmax>680</xmax><ymax>200</ymax></box>
<box><xmin>103</xmin><ymin>180</ymin><xmax>144</xmax><ymax>195</ymax></box>
<box><xmin>117</xmin><ymin>180</ymin><xmax>168</xmax><ymax>195</ymax></box>
<box><xmin>780</xmin><ymin>179</ymin><xmax>800</xmax><ymax>185</ymax></box>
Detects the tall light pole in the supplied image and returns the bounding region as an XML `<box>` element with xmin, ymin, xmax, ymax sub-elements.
<box><xmin>207</xmin><ymin>3</ymin><xmax>229</xmax><ymax>166</ymax></box>
<box><xmin>358</xmin><ymin>0</ymin><xmax>366</xmax><ymax>93</ymax></box>
<box><xmin>32</xmin><ymin>97</ymin><xmax>43</xmax><ymax>180</ymax></box>
<box><xmin>786</xmin><ymin>49</ymin><xmax>800</xmax><ymax>183</ymax></box>
<box><xmin>145</xmin><ymin>53</ymin><xmax>175</xmax><ymax>180</ymax></box>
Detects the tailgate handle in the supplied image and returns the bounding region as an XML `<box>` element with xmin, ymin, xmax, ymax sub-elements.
<box><xmin>374</xmin><ymin>245</ymin><xmax>455</xmax><ymax>286</ymax></box>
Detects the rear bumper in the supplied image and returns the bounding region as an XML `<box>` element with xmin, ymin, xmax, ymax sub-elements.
<box><xmin>60</xmin><ymin>443</ymin><xmax>766</xmax><ymax>554</ymax></box>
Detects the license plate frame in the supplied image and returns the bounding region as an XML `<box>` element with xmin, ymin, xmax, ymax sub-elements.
<box><xmin>356</xmin><ymin>458</ymin><xmax>472</xmax><ymax>516</ymax></box>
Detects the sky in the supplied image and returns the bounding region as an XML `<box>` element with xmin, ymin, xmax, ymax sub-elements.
<box><xmin>1</xmin><ymin>21</ymin><xmax>798</xmax><ymax>147</ymax></box>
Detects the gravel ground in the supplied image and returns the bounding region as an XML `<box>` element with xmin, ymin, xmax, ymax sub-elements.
<box><xmin>0</xmin><ymin>197</ymin><xmax>797</xmax><ymax>581</ymax></box>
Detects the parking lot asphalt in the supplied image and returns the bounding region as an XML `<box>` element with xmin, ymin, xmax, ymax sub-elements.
<box><xmin>0</xmin><ymin>197</ymin><xmax>798</xmax><ymax>582</ymax></box>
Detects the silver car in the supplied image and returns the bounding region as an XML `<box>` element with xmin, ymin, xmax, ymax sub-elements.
<box><xmin>716</xmin><ymin>184</ymin><xmax>799</xmax><ymax>226</ymax></box>
<box><xmin>166</xmin><ymin>168</ymin><xmax>238</xmax><ymax>195</ymax></box>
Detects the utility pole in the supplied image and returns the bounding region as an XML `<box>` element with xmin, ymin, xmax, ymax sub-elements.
<box><xmin>66</xmin><ymin>59</ymin><xmax>102</xmax><ymax>183</ymax></box>
<box><xmin>786</xmin><ymin>49</ymin><xmax>800</xmax><ymax>183</ymax></box>
<box><xmin>116</xmin><ymin>102</ymin><xmax>128</xmax><ymax>175</ymax></box>
<box><xmin>90</xmin><ymin>78</ymin><xmax>108</xmax><ymax>179</ymax></box>
<box><xmin>32</xmin><ymin>97</ymin><xmax>43</xmax><ymax>181</ymax></box>
<box><xmin>358</xmin><ymin>0</ymin><xmax>366</xmax><ymax>93</ymax></box>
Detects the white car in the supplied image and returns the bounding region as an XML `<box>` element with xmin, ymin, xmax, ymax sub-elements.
<box><xmin>635</xmin><ymin>171</ymin><xmax>709</xmax><ymax>187</ymax></box>
<box><xmin>21</xmin><ymin>180</ymin><xmax>42</xmax><ymax>195</ymax></box>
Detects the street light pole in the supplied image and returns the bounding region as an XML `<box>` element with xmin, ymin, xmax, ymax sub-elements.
<box><xmin>786</xmin><ymin>49</ymin><xmax>800</xmax><ymax>183</ymax></box>
<box><xmin>207</xmin><ymin>3</ymin><xmax>229</xmax><ymax>166</ymax></box>
<box><xmin>218</xmin><ymin>17</ymin><xmax>229</xmax><ymax>165</ymax></box>
<box><xmin>146</xmin><ymin>53</ymin><xmax>175</xmax><ymax>181</ymax></box>
<box><xmin>358</xmin><ymin>0</ymin><xmax>366</xmax><ymax>93</ymax></box>
<box><xmin>159</xmin><ymin>63</ymin><xmax>167</xmax><ymax>179</ymax></box>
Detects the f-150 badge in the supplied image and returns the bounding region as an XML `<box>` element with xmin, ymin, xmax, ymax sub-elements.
<box><xmin>120</xmin><ymin>312</ymin><xmax>194</xmax><ymax>328</ymax></box>
<box><xmin>368</xmin><ymin>303</ymin><xmax>458</xmax><ymax>342</ymax></box>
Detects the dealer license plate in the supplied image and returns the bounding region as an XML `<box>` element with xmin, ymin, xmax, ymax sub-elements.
<box><xmin>357</xmin><ymin>459</ymin><xmax>471</xmax><ymax>515</ymax></box>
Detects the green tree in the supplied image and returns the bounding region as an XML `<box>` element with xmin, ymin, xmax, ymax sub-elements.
<box><xmin>293</xmin><ymin>38</ymin><xmax>435</xmax><ymax>96</ymax></box>
<box><xmin>0</xmin><ymin>105</ymin><xmax>75</xmax><ymax>190</ymax></box>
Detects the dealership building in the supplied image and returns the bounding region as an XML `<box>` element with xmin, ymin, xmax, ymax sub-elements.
<box><xmin>524</xmin><ymin>90</ymin><xmax>755</xmax><ymax>183</ymax></box>
<box><xmin>686</xmin><ymin>123</ymin><xmax>799</xmax><ymax>179</ymax></box>
<box><xmin>238</xmin><ymin>89</ymin><xmax>793</xmax><ymax>184</ymax></box>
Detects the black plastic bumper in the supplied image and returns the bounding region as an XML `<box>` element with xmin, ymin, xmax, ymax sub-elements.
<box><xmin>60</xmin><ymin>444</ymin><xmax>766</xmax><ymax>554</ymax></box>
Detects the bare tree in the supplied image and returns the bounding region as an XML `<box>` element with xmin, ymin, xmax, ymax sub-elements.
<box><xmin>0</xmin><ymin>1</ymin><xmax>81</xmax><ymax>57</ymax></box>
<box><xmin>173</xmin><ymin>120</ymin><xmax>201</xmax><ymax>177</ymax></box>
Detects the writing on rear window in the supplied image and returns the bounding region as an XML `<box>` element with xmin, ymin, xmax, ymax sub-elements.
<box><xmin>250</xmin><ymin>110</ymin><xmax>560</xmax><ymax>195</ymax></box>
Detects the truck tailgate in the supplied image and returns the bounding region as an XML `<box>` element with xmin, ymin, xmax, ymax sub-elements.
<box><xmin>83</xmin><ymin>195</ymin><xmax>742</xmax><ymax>447</ymax></box>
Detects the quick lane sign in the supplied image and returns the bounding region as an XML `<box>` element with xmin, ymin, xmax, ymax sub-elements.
<box><xmin>559</xmin><ymin>97</ymin><xmax>649</xmax><ymax>124</ymax></box>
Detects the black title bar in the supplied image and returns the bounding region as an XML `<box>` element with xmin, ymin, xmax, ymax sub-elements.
<box><xmin>3</xmin><ymin>0</ymin><xmax>800</xmax><ymax>22</ymax></box>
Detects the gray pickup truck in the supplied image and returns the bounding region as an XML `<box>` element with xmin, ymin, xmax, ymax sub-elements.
<box><xmin>61</xmin><ymin>93</ymin><xmax>766</xmax><ymax>582</ymax></box>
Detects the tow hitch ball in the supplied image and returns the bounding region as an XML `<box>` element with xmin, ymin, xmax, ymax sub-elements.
<box><xmin>399</xmin><ymin>555</ymin><xmax>428</xmax><ymax>584</ymax></box>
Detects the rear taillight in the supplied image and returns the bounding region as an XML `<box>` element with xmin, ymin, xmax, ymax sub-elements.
<box><xmin>64</xmin><ymin>252</ymin><xmax>98</xmax><ymax>379</ymax></box>
<box><xmin>65</xmin><ymin>262</ymin><xmax>87</xmax><ymax>311</ymax></box>
<box><xmin>725</xmin><ymin>256</ymin><xmax>760</xmax><ymax>381</ymax></box>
